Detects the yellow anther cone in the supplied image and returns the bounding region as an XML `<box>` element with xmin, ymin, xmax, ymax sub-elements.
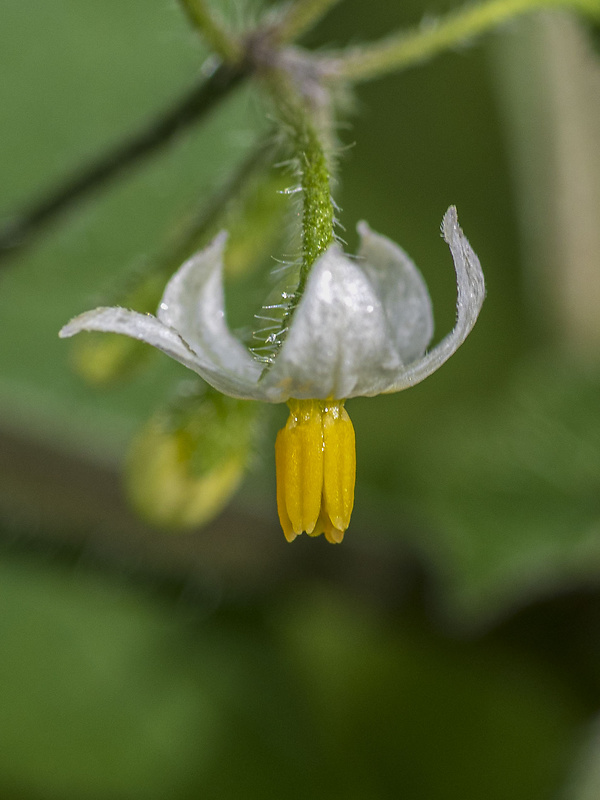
<box><xmin>278</xmin><ymin>400</ymin><xmax>324</xmax><ymax>535</ymax></box>
<box><xmin>275</xmin><ymin>430</ymin><xmax>296</xmax><ymax>542</ymax></box>
<box><xmin>322</xmin><ymin>404</ymin><xmax>355</xmax><ymax>533</ymax></box>
<box><xmin>275</xmin><ymin>399</ymin><xmax>355</xmax><ymax>543</ymax></box>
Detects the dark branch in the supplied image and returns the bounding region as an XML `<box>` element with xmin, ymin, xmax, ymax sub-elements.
<box><xmin>0</xmin><ymin>61</ymin><xmax>248</xmax><ymax>264</ymax></box>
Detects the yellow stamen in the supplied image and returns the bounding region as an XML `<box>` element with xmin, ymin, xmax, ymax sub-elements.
<box><xmin>275</xmin><ymin>431</ymin><xmax>296</xmax><ymax>542</ymax></box>
<box><xmin>322</xmin><ymin>403</ymin><xmax>355</xmax><ymax>532</ymax></box>
<box><xmin>275</xmin><ymin>399</ymin><xmax>356</xmax><ymax>543</ymax></box>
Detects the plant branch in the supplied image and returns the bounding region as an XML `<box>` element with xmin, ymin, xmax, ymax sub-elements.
<box><xmin>258</xmin><ymin>71</ymin><xmax>335</xmax><ymax>366</ymax></box>
<box><xmin>269</xmin><ymin>71</ymin><xmax>335</xmax><ymax>282</ymax></box>
<box><xmin>273</xmin><ymin>0</ymin><xmax>344</xmax><ymax>43</ymax></box>
<box><xmin>321</xmin><ymin>0</ymin><xmax>600</xmax><ymax>83</ymax></box>
<box><xmin>179</xmin><ymin>0</ymin><xmax>242</xmax><ymax>62</ymax></box>
<box><xmin>0</xmin><ymin>62</ymin><xmax>247</xmax><ymax>265</ymax></box>
<box><xmin>297</xmin><ymin>121</ymin><xmax>335</xmax><ymax>282</ymax></box>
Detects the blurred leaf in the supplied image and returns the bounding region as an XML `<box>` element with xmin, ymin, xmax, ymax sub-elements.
<box><xmin>414</xmin><ymin>357</ymin><xmax>600</xmax><ymax>629</ymax></box>
<box><xmin>0</xmin><ymin>553</ymin><xmax>220</xmax><ymax>800</ymax></box>
<box><xmin>267</xmin><ymin>586</ymin><xmax>583</xmax><ymax>800</ymax></box>
<box><xmin>0</xmin><ymin>548</ymin><xmax>586</xmax><ymax>800</ymax></box>
<box><xmin>565</xmin><ymin>716</ymin><xmax>600</xmax><ymax>800</ymax></box>
<box><xmin>588</xmin><ymin>20</ymin><xmax>600</xmax><ymax>53</ymax></box>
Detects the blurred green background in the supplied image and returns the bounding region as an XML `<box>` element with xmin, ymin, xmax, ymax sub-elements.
<box><xmin>2</xmin><ymin>0</ymin><xmax>600</xmax><ymax>797</ymax></box>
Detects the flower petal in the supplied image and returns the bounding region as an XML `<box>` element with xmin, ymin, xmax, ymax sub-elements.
<box><xmin>379</xmin><ymin>206</ymin><xmax>485</xmax><ymax>393</ymax></box>
<box><xmin>259</xmin><ymin>245</ymin><xmax>402</xmax><ymax>400</ymax></box>
<box><xmin>59</xmin><ymin>307</ymin><xmax>261</xmax><ymax>399</ymax></box>
<box><xmin>59</xmin><ymin>307</ymin><xmax>201</xmax><ymax>371</ymax></box>
<box><xmin>157</xmin><ymin>231</ymin><xmax>262</xmax><ymax>389</ymax></box>
<box><xmin>356</xmin><ymin>221</ymin><xmax>434</xmax><ymax>363</ymax></box>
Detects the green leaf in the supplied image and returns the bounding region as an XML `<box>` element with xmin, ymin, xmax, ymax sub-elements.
<box><xmin>415</xmin><ymin>357</ymin><xmax>600</xmax><ymax>629</ymax></box>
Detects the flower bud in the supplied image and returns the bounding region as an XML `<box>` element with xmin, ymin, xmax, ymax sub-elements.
<box><xmin>126</xmin><ymin>383</ymin><xmax>257</xmax><ymax>528</ymax></box>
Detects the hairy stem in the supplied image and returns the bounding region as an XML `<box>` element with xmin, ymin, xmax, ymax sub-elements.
<box><xmin>297</xmin><ymin>121</ymin><xmax>335</xmax><ymax>286</ymax></box>
<box><xmin>322</xmin><ymin>0</ymin><xmax>600</xmax><ymax>83</ymax></box>
<box><xmin>179</xmin><ymin>0</ymin><xmax>242</xmax><ymax>62</ymax></box>
<box><xmin>274</xmin><ymin>0</ymin><xmax>344</xmax><ymax>43</ymax></box>
<box><xmin>255</xmin><ymin>71</ymin><xmax>335</xmax><ymax>366</ymax></box>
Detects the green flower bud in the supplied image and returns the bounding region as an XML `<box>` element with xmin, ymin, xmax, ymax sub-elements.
<box><xmin>126</xmin><ymin>383</ymin><xmax>258</xmax><ymax>528</ymax></box>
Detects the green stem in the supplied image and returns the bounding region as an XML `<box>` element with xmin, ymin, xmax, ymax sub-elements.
<box><xmin>322</xmin><ymin>0</ymin><xmax>600</xmax><ymax>83</ymax></box>
<box><xmin>297</xmin><ymin>121</ymin><xmax>335</xmax><ymax>287</ymax></box>
<box><xmin>257</xmin><ymin>74</ymin><xmax>335</xmax><ymax>365</ymax></box>
<box><xmin>274</xmin><ymin>0</ymin><xmax>344</xmax><ymax>43</ymax></box>
<box><xmin>179</xmin><ymin>0</ymin><xmax>242</xmax><ymax>63</ymax></box>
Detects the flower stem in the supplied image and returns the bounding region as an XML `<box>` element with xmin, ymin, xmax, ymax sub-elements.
<box><xmin>257</xmin><ymin>73</ymin><xmax>335</xmax><ymax>364</ymax></box>
<box><xmin>322</xmin><ymin>0</ymin><xmax>600</xmax><ymax>83</ymax></box>
<box><xmin>178</xmin><ymin>0</ymin><xmax>242</xmax><ymax>63</ymax></box>
<box><xmin>273</xmin><ymin>0</ymin><xmax>344</xmax><ymax>44</ymax></box>
<box><xmin>297</xmin><ymin>120</ymin><xmax>335</xmax><ymax>287</ymax></box>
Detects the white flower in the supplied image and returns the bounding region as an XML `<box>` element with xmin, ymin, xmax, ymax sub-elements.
<box><xmin>60</xmin><ymin>205</ymin><xmax>484</xmax><ymax>544</ymax></box>
<box><xmin>59</xmin><ymin>206</ymin><xmax>484</xmax><ymax>402</ymax></box>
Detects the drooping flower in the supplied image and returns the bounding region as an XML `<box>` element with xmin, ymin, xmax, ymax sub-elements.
<box><xmin>60</xmin><ymin>206</ymin><xmax>485</xmax><ymax>542</ymax></box>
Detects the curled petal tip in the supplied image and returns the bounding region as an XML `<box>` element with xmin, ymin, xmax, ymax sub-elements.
<box><xmin>441</xmin><ymin>205</ymin><xmax>459</xmax><ymax>238</ymax></box>
<box><xmin>58</xmin><ymin>307</ymin><xmax>122</xmax><ymax>339</ymax></box>
<box><xmin>441</xmin><ymin>206</ymin><xmax>486</xmax><ymax>307</ymax></box>
<box><xmin>209</xmin><ymin>229</ymin><xmax>229</xmax><ymax>252</ymax></box>
<box><xmin>356</xmin><ymin>219</ymin><xmax>371</xmax><ymax>238</ymax></box>
<box><xmin>379</xmin><ymin>206</ymin><xmax>485</xmax><ymax>393</ymax></box>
